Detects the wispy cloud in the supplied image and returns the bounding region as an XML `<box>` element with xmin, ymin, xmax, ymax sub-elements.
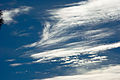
<box><xmin>21</xmin><ymin>0</ymin><xmax>120</xmax><ymax>66</ymax></box>
<box><xmin>18</xmin><ymin>0</ymin><xmax>120</xmax><ymax>74</ymax></box>
<box><xmin>12</xmin><ymin>30</ymin><xmax>30</xmax><ymax>37</ymax></box>
<box><xmin>25</xmin><ymin>0</ymin><xmax>120</xmax><ymax>47</ymax></box>
<box><xmin>2</xmin><ymin>6</ymin><xmax>32</xmax><ymax>24</ymax></box>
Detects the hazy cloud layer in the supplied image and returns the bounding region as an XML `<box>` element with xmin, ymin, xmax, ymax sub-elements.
<box><xmin>43</xmin><ymin>65</ymin><xmax>120</xmax><ymax>80</ymax></box>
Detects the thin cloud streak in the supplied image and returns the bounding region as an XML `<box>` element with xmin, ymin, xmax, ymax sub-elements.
<box><xmin>10</xmin><ymin>63</ymin><xmax>23</xmax><ymax>67</ymax></box>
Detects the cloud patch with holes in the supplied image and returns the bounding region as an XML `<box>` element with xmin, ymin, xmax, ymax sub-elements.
<box><xmin>2</xmin><ymin>6</ymin><xmax>32</xmax><ymax>24</ymax></box>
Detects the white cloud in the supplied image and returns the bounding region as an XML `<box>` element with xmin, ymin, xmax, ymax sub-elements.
<box><xmin>48</xmin><ymin>0</ymin><xmax>120</xmax><ymax>26</ymax></box>
<box><xmin>25</xmin><ymin>0</ymin><xmax>120</xmax><ymax>47</ymax></box>
<box><xmin>22</xmin><ymin>0</ymin><xmax>120</xmax><ymax>67</ymax></box>
<box><xmin>31</xmin><ymin>42</ymin><xmax>120</xmax><ymax>66</ymax></box>
<box><xmin>2</xmin><ymin>6</ymin><xmax>32</xmax><ymax>24</ymax></box>
<box><xmin>6</xmin><ymin>59</ymin><xmax>15</xmax><ymax>62</ymax></box>
<box><xmin>10</xmin><ymin>63</ymin><xmax>22</xmax><ymax>67</ymax></box>
<box><xmin>43</xmin><ymin>65</ymin><xmax>120</xmax><ymax>80</ymax></box>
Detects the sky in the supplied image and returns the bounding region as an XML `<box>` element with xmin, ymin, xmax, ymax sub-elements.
<box><xmin>0</xmin><ymin>0</ymin><xmax>120</xmax><ymax>80</ymax></box>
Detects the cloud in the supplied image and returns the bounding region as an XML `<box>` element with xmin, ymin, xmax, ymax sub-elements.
<box><xmin>42</xmin><ymin>65</ymin><xmax>120</xmax><ymax>80</ymax></box>
<box><xmin>31</xmin><ymin>41</ymin><xmax>120</xmax><ymax>66</ymax></box>
<box><xmin>12</xmin><ymin>30</ymin><xmax>30</xmax><ymax>37</ymax></box>
<box><xmin>25</xmin><ymin>0</ymin><xmax>120</xmax><ymax>47</ymax></box>
<box><xmin>2</xmin><ymin>6</ymin><xmax>32</xmax><ymax>24</ymax></box>
<box><xmin>22</xmin><ymin>0</ymin><xmax>120</xmax><ymax>67</ymax></box>
<box><xmin>6</xmin><ymin>59</ymin><xmax>15</xmax><ymax>62</ymax></box>
<box><xmin>10</xmin><ymin>63</ymin><xmax>22</xmax><ymax>67</ymax></box>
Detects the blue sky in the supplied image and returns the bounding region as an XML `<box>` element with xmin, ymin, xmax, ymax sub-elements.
<box><xmin>0</xmin><ymin>0</ymin><xmax>120</xmax><ymax>80</ymax></box>
<box><xmin>0</xmin><ymin>0</ymin><xmax>84</xmax><ymax>80</ymax></box>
